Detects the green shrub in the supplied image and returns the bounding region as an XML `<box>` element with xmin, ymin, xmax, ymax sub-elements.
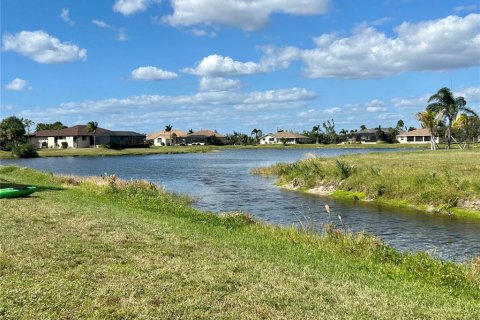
<box><xmin>11</xmin><ymin>143</ymin><xmax>38</xmax><ymax>158</ymax></box>
<box><xmin>61</xmin><ymin>142</ymin><xmax>68</xmax><ymax>148</ymax></box>
<box><xmin>336</xmin><ymin>159</ymin><xmax>355</xmax><ymax>179</ymax></box>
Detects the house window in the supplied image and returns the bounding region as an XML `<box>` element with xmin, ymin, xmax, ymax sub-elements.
<box><xmin>58</xmin><ymin>136</ymin><xmax>63</xmax><ymax>139</ymax></box>
<box><xmin>82</xmin><ymin>136</ymin><xmax>87</xmax><ymax>141</ymax></box>
<box><xmin>269</xmin><ymin>138</ymin><xmax>274</xmax><ymax>142</ymax></box>
<box><xmin>407</xmin><ymin>136</ymin><xmax>414</xmax><ymax>142</ymax></box>
<box><xmin>120</xmin><ymin>136</ymin><xmax>125</xmax><ymax>140</ymax></box>
<box><xmin>424</xmin><ymin>136</ymin><xmax>431</xmax><ymax>141</ymax></box>
<box><xmin>415</xmin><ymin>136</ymin><xmax>423</xmax><ymax>142</ymax></box>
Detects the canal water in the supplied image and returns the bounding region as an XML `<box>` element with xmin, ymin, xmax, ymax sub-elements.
<box><xmin>2</xmin><ymin>148</ymin><xmax>479</xmax><ymax>262</ymax></box>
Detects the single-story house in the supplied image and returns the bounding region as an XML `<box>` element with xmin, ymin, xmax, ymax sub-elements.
<box><xmin>185</xmin><ymin>130</ymin><xmax>225</xmax><ymax>145</ymax></box>
<box><xmin>260</xmin><ymin>132</ymin><xmax>309</xmax><ymax>144</ymax></box>
<box><xmin>355</xmin><ymin>128</ymin><xmax>397</xmax><ymax>144</ymax></box>
<box><xmin>27</xmin><ymin>125</ymin><xmax>146</xmax><ymax>148</ymax></box>
<box><xmin>396</xmin><ymin>128</ymin><xmax>439</xmax><ymax>144</ymax></box>
<box><xmin>147</xmin><ymin>129</ymin><xmax>188</xmax><ymax>146</ymax></box>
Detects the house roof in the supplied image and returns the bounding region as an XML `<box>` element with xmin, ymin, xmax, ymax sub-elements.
<box><xmin>187</xmin><ymin>130</ymin><xmax>225</xmax><ymax>138</ymax></box>
<box><xmin>397</xmin><ymin>128</ymin><xmax>432</xmax><ymax>137</ymax></box>
<box><xmin>357</xmin><ymin>128</ymin><xmax>396</xmax><ymax>135</ymax></box>
<box><xmin>32</xmin><ymin>125</ymin><xmax>144</xmax><ymax>137</ymax></box>
<box><xmin>147</xmin><ymin>129</ymin><xmax>188</xmax><ymax>140</ymax></box>
<box><xmin>264</xmin><ymin>132</ymin><xmax>308</xmax><ymax>139</ymax></box>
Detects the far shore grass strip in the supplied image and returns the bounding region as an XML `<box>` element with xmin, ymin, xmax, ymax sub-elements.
<box><xmin>0</xmin><ymin>145</ymin><xmax>216</xmax><ymax>158</ymax></box>
<box><xmin>0</xmin><ymin>165</ymin><xmax>479</xmax><ymax>319</ymax></box>
<box><xmin>252</xmin><ymin>149</ymin><xmax>480</xmax><ymax>219</ymax></box>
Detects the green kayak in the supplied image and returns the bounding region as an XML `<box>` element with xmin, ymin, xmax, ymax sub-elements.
<box><xmin>0</xmin><ymin>186</ymin><xmax>37</xmax><ymax>199</ymax></box>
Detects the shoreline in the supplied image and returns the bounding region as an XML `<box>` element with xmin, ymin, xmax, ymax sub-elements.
<box><xmin>253</xmin><ymin>150</ymin><xmax>480</xmax><ymax>220</ymax></box>
<box><xmin>280</xmin><ymin>182</ymin><xmax>480</xmax><ymax>220</ymax></box>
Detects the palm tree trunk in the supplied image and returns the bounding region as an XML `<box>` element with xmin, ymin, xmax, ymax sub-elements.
<box><xmin>447</xmin><ymin>122</ymin><xmax>452</xmax><ymax>149</ymax></box>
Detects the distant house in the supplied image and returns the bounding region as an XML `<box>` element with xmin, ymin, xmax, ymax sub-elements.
<box><xmin>396</xmin><ymin>128</ymin><xmax>439</xmax><ymax>144</ymax></box>
<box><xmin>355</xmin><ymin>128</ymin><xmax>397</xmax><ymax>144</ymax></box>
<box><xmin>260</xmin><ymin>132</ymin><xmax>309</xmax><ymax>144</ymax></box>
<box><xmin>27</xmin><ymin>125</ymin><xmax>146</xmax><ymax>148</ymax></box>
<box><xmin>183</xmin><ymin>130</ymin><xmax>225</xmax><ymax>145</ymax></box>
<box><xmin>147</xmin><ymin>129</ymin><xmax>188</xmax><ymax>146</ymax></box>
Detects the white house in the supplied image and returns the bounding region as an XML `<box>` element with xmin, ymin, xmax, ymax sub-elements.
<box><xmin>27</xmin><ymin>125</ymin><xmax>146</xmax><ymax>148</ymax></box>
<box><xmin>147</xmin><ymin>130</ymin><xmax>188</xmax><ymax>146</ymax></box>
<box><xmin>396</xmin><ymin>128</ymin><xmax>439</xmax><ymax>144</ymax></box>
<box><xmin>260</xmin><ymin>132</ymin><xmax>309</xmax><ymax>144</ymax></box>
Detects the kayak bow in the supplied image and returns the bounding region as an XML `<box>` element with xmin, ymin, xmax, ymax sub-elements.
<box><xmin>0</xmin><ymin>186</ymin><xmax>37</xmax><ymax>199</ymax></box>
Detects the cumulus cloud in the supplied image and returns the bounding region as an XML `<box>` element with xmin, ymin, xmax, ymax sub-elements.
<box><xmin>2</xmin><ymin>30</ymin><xmax>87</xmax><ymax>64</ymax></box>
<box><xmin>4</xmin><ymin>78</ymin><xmax>31</xmax><ymax>91</ymax></box>
<box><xmin>391</xmin><ymin>86</ymin><xmax>480</xmax><ymax>109</ymax></box>
<box><xmin>92</xmin><ymin>20</ymin><xmax>128</xmax><ymax>41</ymax></box>
<box><xmin>185</xmin><ymin>54</ymin><xmax>266</xmax><ymax>77</ymax></box>
<box><xmin>162</xmin><ymin>0</ymin><xmax>330</xmax><ymax>31</ymax></box>
<box><xmin>199</xmin><ymin>77</ymin><xmax>242</xmax><ymax>91</ymax></box>
<box><xmin>263</xmin><ymin>14</ymin><xmax>480</xmax><ymax>79</ymax></box>
<box><xmin>59</xmin><ymin>8</ymin><xmax>74</xmax><ymax>26</ymax></box>
<box><xmin>365</xmin><ymin>99</ymin><xmax>386</xmax><ymax>112</ymax></box>
<box><xmin>38</xmin><ymin>87</ymin><xmax>315</xmax><ymax>116</ymax></box>
<box><xmin>113</xmin><ymin>0</ymin><xmax>159</xmax><ymax>16</ymax></box>
<box><xmin>131</xmin><ymin>66</ymin><xmax>178</xmax><ymax>80</ymax></box>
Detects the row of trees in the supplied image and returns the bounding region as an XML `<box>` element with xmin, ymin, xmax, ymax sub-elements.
<box><xmin>417</xmin><ymin>87</ymin><xmax>479</xmax><ymax>150</ymax></box>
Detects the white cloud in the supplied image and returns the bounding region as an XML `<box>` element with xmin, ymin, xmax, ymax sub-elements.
<box><xmin>190</xmin><ymin>28</ymin><xmax>216</xmax><ymax>37</ymax></box>
<box><xmin>365</xmin><ymin>99</ymin><xmax>386</xmax><ymax>112</ymax></box>
<box><xmin>59</xmin><ymin>8</ymin><xmax>74</xmax><ymax>26</ymax></box>
<box><xmin>372</xmin><ymin>17</ymin><xmax>391</xmax><ymax>26</ymax></box>
<box><xmin>263</xmin><ymin>14</ymin><xmax>480</xmax><ymax>79</ymax></box>
<box><xmin>162</xmin><ymin>0</ymin><xmax>330</xmax><ymax>31</ymax></box>
<box><xmin>2</xmin><ymin>30</ymin><xmax>87</xmax><ymax>64</ymax></box>
<box><xmin>131</xmin><ymin>66</ymin><xmax>178</xmax><ymax>80</ymax></box>
<box><xmin>185</xmin><ymin>54</ymin><xmax>266</xmax><ymax>77</ymax></box>
<box><xmin>36</xmin><ymin>87</ymin><xmax>315</xmax><ymax>116</ymax></box>
<box><xmin>92</xmin><ymin>20</ymin><xmax>128</xmax><ymax>41</ymax></box>
<box><xmin>113</xmin><ymin>0</ymin><xmax>159</xmax><ymax>16</ymax></box>
<box><xmin>454</xmin><ymin>5</ymin><xmax>478</xmax><ymax>12</ymax></box>
<box><xmin>199</xmin><ymin>77</ymin><xmax>242</xmax><ymax>91</ymax></box>
<box><xmin>4</xmin><ymin>78</ymin><xmax>31</xmax><ymax>91</ymax></box>
<box><xmin>457</xmin><ymin>86</ymin><xmax>480</xmax><ymax>102</ymax></box>
<box><xmin>391</xmin><ymin>86</ymin><xmax>480</xmax><ymax>109</ymax></box>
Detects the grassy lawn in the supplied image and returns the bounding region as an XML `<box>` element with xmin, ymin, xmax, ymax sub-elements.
<box><xmin>0</xmin><ymin>145</ymin><xmax>216</xmax><ymax>159</ymax></box>
<box><xmin>253</xmin><ymin>150</ymin><xmax>480</xmax><ymax>219</ymax></box>
<box><xmin>0</xmin><ymin>166</ymin><xmax>479</xmax><ymax>319</ymax></box>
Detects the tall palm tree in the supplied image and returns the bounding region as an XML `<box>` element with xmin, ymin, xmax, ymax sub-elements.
<box><xmin>312</xmin><ymin>125</ymin><xmax>321</xmax><ymax>144</ymax></box>
<box><xmin>251</xmin><ymin>128</ymin><xmax>262</xmax><ymax>144</ymax></box>
<box><xmin>165</xmin><ymin>124</ymin><xmax>173</xmax><ymax>146</ymax></box>
<box><xmin>426</xmin><ymin>87</ymin><xmax>477</xmax><ymax>149</ymax></box>
<box><xmin>416</xmin><ymin>111</ymin><xmax>441</xmax><ymax>150</ymax></box>
<box><xmin>86</xmin><ymin>121</ymin><xmax>98</xmax><ymax>148</ymax></box>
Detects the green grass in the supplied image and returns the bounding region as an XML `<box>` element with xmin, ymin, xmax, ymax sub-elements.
<box><xmin>253</xmin><ymin>150</ymin><xmax>480</xmax><ymax>218</ymax></box>
<box><xmin>0</xmin><ymin>165</ymin><xmax>479</xmax><ymax>319</ymax></box>
<box><xmin>0</xmin><ymin>145</ymin><xmax>216</xmax><ymax>158</ymax></box>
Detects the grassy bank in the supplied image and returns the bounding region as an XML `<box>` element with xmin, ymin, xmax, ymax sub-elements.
<box><xmin>0</xmin><ymin>145</ymin><xmax>216</xmax><ymax>159</ymax></box>
<box><xmin>253</xmin><ymin>150</ymin><xmax>480</xmax><ymax>219</ymax></box>
<box><xmin>0</xmin><ymin>166</ymin><xmax>479</xmax><ymax>319</ymax></box>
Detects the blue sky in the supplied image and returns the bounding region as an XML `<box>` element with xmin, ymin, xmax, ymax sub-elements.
<box><xmin>1</xmin><ymin>0</ymin><xmax>479</xmax><ymax>134</ymax></box>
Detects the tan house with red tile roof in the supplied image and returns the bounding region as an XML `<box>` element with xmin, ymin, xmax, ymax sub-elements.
<box><xmin>147</xmin><ymin>129</ymin><xmax>188</xmax><ymax>146</ymax></box>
